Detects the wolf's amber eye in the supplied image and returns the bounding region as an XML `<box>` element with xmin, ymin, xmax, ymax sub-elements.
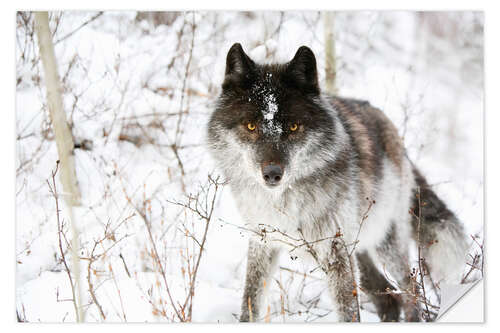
<box><xmin>290</xmin><ymin>123</ymin><xmax>298</xmax><ymax>132</ymax></box>
<box><xmin>247</xmin><ymin>122</ymin><xmax>256</xmax><ymax>131</ymax></box>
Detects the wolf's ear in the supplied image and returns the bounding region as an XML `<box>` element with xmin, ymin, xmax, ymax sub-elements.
<box><xmin>223</xmin><ymin>43</ymin><xmax>256</xmax><ymax>89</ymax></box>
<box><xmin>286</xmin><ymin>46</ymin><xmax>319</xmax><ymax>95</ymax></box>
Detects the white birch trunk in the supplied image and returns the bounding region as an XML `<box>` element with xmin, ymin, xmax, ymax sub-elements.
<box><xmin>324</xmin><ymin>12</ymin><xmax>337</xmax><ymax>95</ymax></box>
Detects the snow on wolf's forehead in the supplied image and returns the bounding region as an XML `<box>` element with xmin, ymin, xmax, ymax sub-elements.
<box><xmin>250</xmin><ymin>72</ymin><xmax>282</xmax><ymax>137</ymax></box>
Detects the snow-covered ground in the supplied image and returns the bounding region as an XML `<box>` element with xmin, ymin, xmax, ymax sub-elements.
<box><xmin>15</xmin><ymin>11</ymin><xmax>483</xmax><ymax>322</ymax></box>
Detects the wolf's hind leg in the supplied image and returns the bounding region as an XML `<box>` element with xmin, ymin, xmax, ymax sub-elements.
<box><xmin>376</xmin><ymin>223</ymin><xmax>421</xmax><ymax>321</ymax></box>
<box><xmin>356</xmin><ymin>251</ymin><xmax>401</xmax><ymax>321</ymax></box>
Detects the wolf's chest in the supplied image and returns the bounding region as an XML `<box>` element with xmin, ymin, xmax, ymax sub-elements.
<box><xmin>235</xmin><ymin>188</ymin><xmax>302</xmax><ymax>232</ymax></box>
<box><xmin>232</xmin><ymin>186</ymin><xmax>337</xmax><ymax>247</ymax></box>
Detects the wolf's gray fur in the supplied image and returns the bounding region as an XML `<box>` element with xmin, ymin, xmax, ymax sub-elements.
<box><xmin>207</xmin><ymin>43</ymin><xmax>469</xmax><ymax>322</ymax></box>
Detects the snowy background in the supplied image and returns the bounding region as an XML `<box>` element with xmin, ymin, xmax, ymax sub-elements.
<box><xmin>15</xmin><ymin>11</ymin><xmax>483</xmax><ymax>322</ymax></box>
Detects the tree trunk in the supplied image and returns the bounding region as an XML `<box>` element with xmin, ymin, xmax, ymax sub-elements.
<box><xmin>35</xmin><ymin>12</ymin><xmax>81</xmax><ymax>206</ymax></box>
<box><xmin>324</xmin><ymin>12</ymin><xmax>337</xmax><ymax>95</ymax></box>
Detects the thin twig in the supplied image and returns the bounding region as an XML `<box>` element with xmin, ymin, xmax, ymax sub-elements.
<box><xmin>54</xmin><ymin>12</ymin><xmax>103</xmax><ymax>45</ymax></box>
<box><xmin>47</xmin><ymin>161</ymin><xmax>80</xmax><ymax>322</ymax></box>
<box><xmin>87</xmin><ymin>241</ymin><xmax>106</xmax><ymax>321</ymax></box>
<box><xmin>415</xmin><ymin>187</ymin><xmax>431</xmax><ymax>321</ymax></box>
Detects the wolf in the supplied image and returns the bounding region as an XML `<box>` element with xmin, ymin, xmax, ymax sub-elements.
<box><xmin>207</xmin><ymin>43</ymin><xmax>469</xmax><ymax>322</ymax></box>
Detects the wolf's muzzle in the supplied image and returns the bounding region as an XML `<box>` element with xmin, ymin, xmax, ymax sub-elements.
<box><xmin>262</xmin><ymin>163</ymin><xmax>283</xmax><ymax>186</ymax></box>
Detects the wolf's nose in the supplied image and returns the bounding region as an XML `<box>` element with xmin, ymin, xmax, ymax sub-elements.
<box><xmin>262</xmin><ymin>164</ymin><xmax>283</xmax><ymax>186</ymax></box>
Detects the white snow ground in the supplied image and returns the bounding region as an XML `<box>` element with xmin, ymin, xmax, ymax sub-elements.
<box><xmin>15</xmin><ymin>11</ymin><xmax>483</xmax><ymax>322</ymax></box>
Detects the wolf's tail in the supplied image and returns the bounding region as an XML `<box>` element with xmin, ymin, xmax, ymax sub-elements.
<box><xmin>410</xmin><ymin>167</ymin><xmax>470</xmax><ymax>285</ymax></box>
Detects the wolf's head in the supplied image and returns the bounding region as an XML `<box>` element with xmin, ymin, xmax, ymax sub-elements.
<box><xmin>208</xmin><ymin>43</ymin><xmax>339</xmax><ymax>193</ymax></box>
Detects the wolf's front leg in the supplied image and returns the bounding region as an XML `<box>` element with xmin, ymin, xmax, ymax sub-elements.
<box><xmin>325</xmin><ymin>240</ymin><xmax>360</xmax><ymax>322</ymax></box>
<box><xmin>240</xmin><ymin>238</ymin><xmax>279</xmax><ymax>322</ymax></box>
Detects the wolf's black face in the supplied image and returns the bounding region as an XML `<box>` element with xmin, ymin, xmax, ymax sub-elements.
<box><xmin>208</xmin><ymin>43</ymin><xmax>336</xmax><ymax>191</ymax></box>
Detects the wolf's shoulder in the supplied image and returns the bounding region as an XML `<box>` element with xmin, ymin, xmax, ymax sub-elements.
<box><xmin>325</xmin><ymin>94</ymin><xmax>405</xmax><ymax>172</ymax></box>
<box><xmin>325</xmin><ymin>95</ymin><xmax>377</xmax><ymax>115</ymax></box>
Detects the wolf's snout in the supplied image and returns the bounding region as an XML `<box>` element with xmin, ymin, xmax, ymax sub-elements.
<box><xmin>262</xmin><ymin>163</ymin><xmax>283</xmax><ymax>186</ymax></box>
